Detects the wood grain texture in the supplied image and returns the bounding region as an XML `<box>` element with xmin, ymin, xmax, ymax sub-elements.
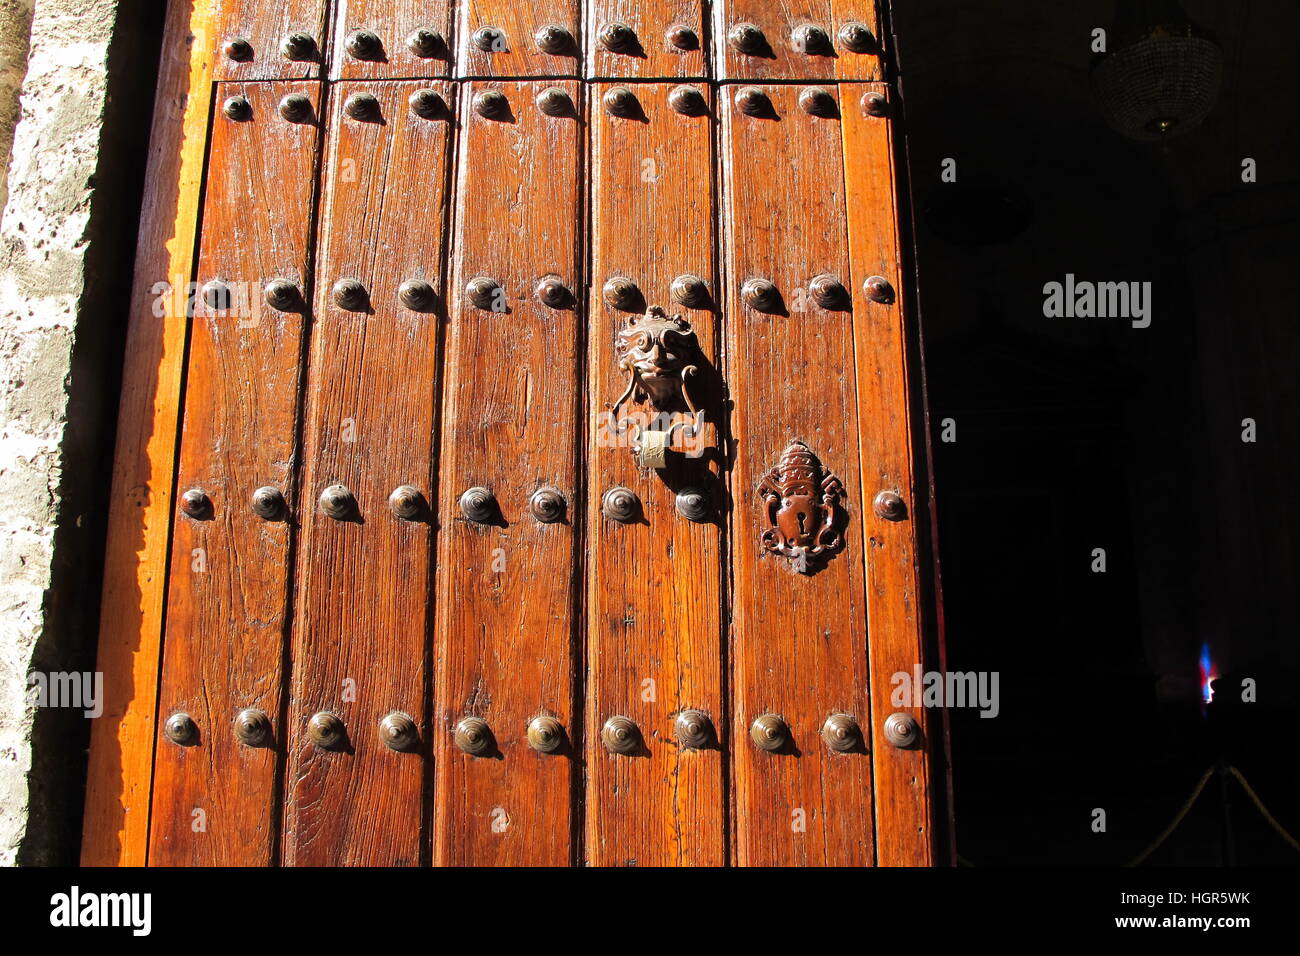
<box><xmin>585</xmin><ymin>82</ymin><xmax>724</xmax><ymax>866</ymax></box>
<box><xmin>712</xmin><ymin>1</ymin><xmax>882</xmax><ymax>81</ymax></box>
<box><xmin>587</xmin><ymin>1</ymin><xmax>707</xmax><ymax>79</ymax></box>
<box><xmin>433</xmin><ymin>80</ymin><xmax>581</xmax><ymax>865</ymax></box>
<box><xmin>457</xmin><ymin>0</ymin><xmax>581</xmax><ymax>77</ymax></box>
<box><xmin>212</xmin><ymin>0</ymin><xmax>326</xmax><ymax>81</ymax></box>
<box><xmin>148</xmin><ymin>81</ymin><xmax>321</xmax><ymax>865</ymax></box>
<box><xmin>721</xmin><ymin>83</ymin><xmax>876</xmax><ymax>866</ymax></box>
<box><xmin>281</xmin><ymin>81</ymin><xmax>454</xmax><ymax>867</ymax></box>
<box><xmin>331</xmin><ymin>1</ymin><xmax>454</xmax><ymax>79</ymax></box>
<box><xmin>841</xmin><ymin>82</ymin><xmax>934</xmax><ymax>865</ymax></box>
<box><xmin>81</xmin><ymin>0</ymin><xmax>215</xmax><ymax>869</ymax></box>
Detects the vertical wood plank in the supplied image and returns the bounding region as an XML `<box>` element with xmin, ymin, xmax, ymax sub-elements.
<box><xmin>721</xmin><ymin>82</ymin><xmax>876</xmax><ymax>866</ymax></box>
<box><xmin>585</xmin><ymin>81</ymin><xmax>725</xmax><ymax>866</ymax></box>
<box><xmin>212</xmin><ymin>0</ymin><xmax>327</xmax><ymax>81</ymax></box>
<box><xmin>82</xmin><ymin>0</ymin><xmax>216</xmax><ymax>869</ymax></box>
<box><xmin>282</xmin><ymin>81</ymin><xmax>454</xmax><ymax>867</ymax></box>
<box><xmin>148</xmin><ymin>81</ymin><xmax>321</xmax><ymax>865</ymax></box>
<box><xmin>587</xmin><ymin>1</ymin><xmax>708</xmax><ymax>79</ymax></box>
<box><xmin>841</xmin><ymin>82</ymin><xmax>934</xmax><ymax>865</ymax></box>
<box><xmin>711</xmin><ymin>2</ymin><xmax>882</xmax><ymax>81</ymax></box>
<box><xmin>330</xmin><ymin>1</ymin><xmax>455</xmax><ymax>79</ymax></box>
<box><xmin>433</xmin><ymin>79</ymin><xmax>581</xmax><ymax>866</ymax></box>
<box><xmin>457</xmin><ymin>0</ymin><xmax>581</xmax><ymax>77</ymax></box>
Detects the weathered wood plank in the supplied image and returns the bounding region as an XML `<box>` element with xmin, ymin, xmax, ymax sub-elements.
<box><xmin>81</xmin><ymin>0</ymin><xmax>216</xmax><ymax>869</ymax></box>
<box><xmin>282</xmin><ymin>80</ymin><xmax>454</xmax><ymax>866</ymax></box>
<box><xmin>433</xmin><ymin>79</ymin><xmax>581</xmax><ymax>866</ymax></box>
<box><xmin>212</xmin><ymin>0</ymin><xmax>326</xmax><ymax>80</ymax></box>
<box><xmin>721</xmin><ymin>82</ymin><xmax>876</xmax><ymax>866</ymax></box>
<box><xmin>148</xmin><ymin>80</ymin><xmax>321</xmax><ymax>865</ymax></box>
<box><xmin>585</xmin><ymin>81</ymin><xmax>725</xmax><ymax>866</ymax></box>
<box><xmin>841</xmin><ymin>81</ymin><xmax>934</xmax><ymax>865</ymax></box>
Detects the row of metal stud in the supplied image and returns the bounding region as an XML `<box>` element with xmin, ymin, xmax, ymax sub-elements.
<box><xmin>220</xmin><ymin>21</ymin><xmax>881</xmax><ymax>67</ymax></box>
<box><xmin>179</xmin><ymin>484</ymin><xmax>722</xmax><ymax>526</ymax></box>
<box><xmin>198</xmin><ymin>272</ymin><xmax>893</xmax><ymax>317</ymax></box>
<box><xmin>164</xmin><ymin>707</ymin><xmax>920</xmax><ymax>754</ymax></box>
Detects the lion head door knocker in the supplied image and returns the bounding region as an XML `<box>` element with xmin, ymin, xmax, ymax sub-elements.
<box><xmin>608</xmin><ymin>306</ymin><xmax>709</xmax><ymax>469</ymax></box>
<box><xmin>758</xmin><ymin>440</ymin><xmax>846</xmax><ymax>574</ymax></box>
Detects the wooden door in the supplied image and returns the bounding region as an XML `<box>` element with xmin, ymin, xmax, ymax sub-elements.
<box><xmin>85</xmin><ymin>0</ymin><xmax>942</xmax><ymax>867</ymax></box>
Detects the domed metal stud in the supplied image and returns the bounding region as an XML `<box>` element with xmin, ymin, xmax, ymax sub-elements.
<box><xmin>809</xmin><ymin>274</ymin><xmax>848</xmax><ymax>309</ymax></box>
<box><xmin>399</xmin><ymin>279</ymin><xmax>434</xmax><ymax>311</ymax></box>
<box><xmin>280</xmin><ymin>32</ymin><xmax>316</xmax><ymax>61</ymax></box>
<box><xmin>741</xmin><ymin>277</ymin><xmax>779</xmax><ymax>312</ymax></box>
<box><xmin>861</xmin><ymin>91</ymin><xmax>888</xmax><ymax>117</ymax></box>
<box><xmin>873</xmin><ymin>489</ymin><xmax>907</xmax><ymax>521</ymax></box>
<box><xmin>863</xmin><ymin>275</ymin><xmax>895</xmax><ymax>304</ymax></box>
<box><xmin>599</xmin><ymin>22</ymin><xmax>638</xmax><ymax>53</ymax></box>
<box><xmin>164</xmin><ymin>712</ymin><xmax>198</xmax><ymax>746</ymax></box>
<box><xmin>345</xmin><ymin>29</ymin><xmax>382</xmax><ymax>60</ymax></box>
<box><xmin>750</xmin><ymin>713</ymin><xmax>789</xmax><ymax>752</ymax></box>
<box><xmin>735</xmin><ymin>86</ymin><xmax>770</xmax><ymax>117</ymax></box>
<box><xmin>406</xmin><ymin>28</ymin><xmax>443</xmax><ymax>58</ymax></box>
<box><xmin>202</xmin><ymin>279</ymin><xmax>232</xmax><ymax>310</ymax></box>
<box><xmin>263</xmin><ymin>278</ymin><xmax>300</xmax><ymax>311</ymax></box>
<box><xmin>535</xmin><ymin>276</ymin><xmax>570</xmax><ymax>307</ymax></box>
<box><xmin>603</xmin><ymin>86</ymin><xmax>639</xmax><ymax>118</ymax></box>
<box><xmin>278</xmin><ymin>92</ymin><xmax>313</xmax><ymax>123</ymax></box>
<box><xmin>534</xmin><ymin>24</ymin><xmax>572</xmax><ymax>54</ymax></box>
<box><xmin>799</xmin><ymin>86</ymin><xmax>837</xmax><ymax>118</ymax></box>
<box><xmin>838</xmin><ymin>21</ymin><xmax>878</xmax><ymax>54</ymax></box>
<box><xmin>388</xmin><ymin>485</ymin><xmax>425</xmax><ymax>521</ymax></box>
<box><xmin>667</xmin><ymin>24</ymin><xmax>698</xmax><ymax>51</ymax></box>
<box><xmin>180</xmin><ymin>488</ymin><xmax>211</xmax><ymax>519</ymax></box>
<box><xmin>465</xmin><ymin>276</ymin><xmax>502</xmax><ymax>311</ymax></box>
<box><xmin>602</xmin><ymin>276</ymin><xmax>641</xmax><ymax>311</ymax></box>
<box><xmin>474</xmin><ymin>89</ymin><xmax>510</xmax><ymax>121</ymax></box>
<box><xmin>883</xmin><ymin>711</ymin><xmax>920</xmax><ymax>749</ymax></box>
<box><xmin>343</xmin><ymin>91</ymin><xmax>380</xmax><ymax>121</ymax></box>
<box><xmin>223</xmin><ymin>37</ymin><xmax>253</xmax><ymax>62</ymax></box>
<box><xmin>535</xmin><ymin>86</ymin><xmax>572</xmax><ymax>117</ymax></box>
<box><xmin>234</xmin><ymin>708</ymin><xmax>272</xmax><ymax>747</ymax></box>
<box><xmin>793</xmin><ymin>24</ymin><xmax>832</xmax><ymax>55</ymax></box>
<box><xmin>821</xmin><ymin>713</ymin><xmax>861</xmax><ymax>752</ymax></box>
<box><xmin>332</xmin><ymin>278</ymin><xmax>368</xmax><ymax>311</ymax></box>
<box><xmin>472</xmin><ymin>26</ymin><xmax>505</xmax><ymax>53</ymax></box>
<box><xmin>526</xmin><ymin>715</ymin><xmax>565</xmax><ymax>753</ymax></box>
<box><xmin>671</xmin><ymin>273</ymin><xmax>709</xmax><ymax>307</ymax></box>
<box><xmin>454</xmin><ymin>716</ymin><xmax>493</xmax><ymax>755</ymax></box>
<box><xmin>602</xmin><ymin>486</ymin><xmax>640</xmax><ymax>523</ymax></box>
<box><xmin>379</xmin><ymin>712</ymin><xmax>418</xmax><ymax>751</ymax></box>
<box><xmin>222</xmin><ymin>95</ymin><xmax>252</xmax><ymax>121</ymax></box>
<box><xmin>601</xmin><ymin>715</ymin><xmax>640</xmax><ymax>754</ymax></box>
<box><xmin>459</xmin><ymin>486</ymin><xmax>496</xmax><ymax>523</ymax></box>
<box><xmin>250</xmin><ymin>486</ymin><xmax>285</xmax><ymax>520</ymax></box>
<box><xmin>409</xmin><ymin>88</ymin><xmax>446</xmax><ymax>119</ymax></box>
<box><xmin>729</xmin><ymin>22</ymin><xmax>766</xmax><ymax>55</ymax></box>
<box><xmin>307</xmin><ymin>711</ymin><xmax>346</xmax><ymax>749</ymax></box>
<box><xmin>667</xmin><ymin>85</ymin><xmax>707</xmax><ymax>116</ymax></box>
<box><xmin>675</xmin><ymin>487</ymin><xmax>710</xmax><ymax>523</ymax></box>
<box><xmin>675</xmin><ymin>709</ymin><xmax>714</xmax><ymax>749</ymax></box>
<box><xmin>529</xmin><ymin>487</ymin><xmax>566</xmax><ymax>524</ymax></box>
<box><xmin>319</xmin><ymin>484</ymin><xmax>356</xmax><ymax>520</ymax></box>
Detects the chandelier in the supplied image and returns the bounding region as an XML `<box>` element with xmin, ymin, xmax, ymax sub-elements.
<box><xmin>1090</xmin><ymin>0</ymin><xmax>1223</xmax><ymax>141</ymax></box>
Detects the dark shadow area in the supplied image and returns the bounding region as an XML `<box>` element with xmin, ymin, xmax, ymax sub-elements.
<box><xmin>894</xmin><ymin>0</ymin><xmax>1300</xmax><ymax>866</ymax></box>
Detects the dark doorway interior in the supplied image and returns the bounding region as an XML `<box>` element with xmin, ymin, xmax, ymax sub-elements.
<box><xmin>894</xmin><ymin>0</ymin><xmax>1300</xmax><ymax>865</ymax></box>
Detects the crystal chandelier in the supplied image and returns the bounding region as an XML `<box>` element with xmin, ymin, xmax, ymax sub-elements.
<box><xmin>1091</xmin><ymin>0</ymin><xmax>1223</xmax><ymax>141</ymax></box>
